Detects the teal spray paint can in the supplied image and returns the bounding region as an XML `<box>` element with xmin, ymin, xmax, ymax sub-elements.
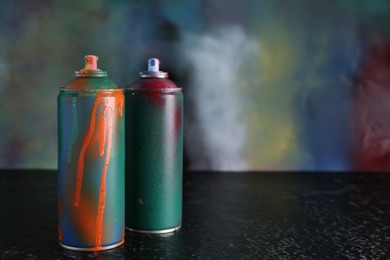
<box><xmin>58</xmin><ymin>55</ymin><xmax>125</xmax><ymax>251</ymax></box>
<box><xmin>125</xmin><ymin>58</ymin><xmax>183</xmax><ymax>234</ymax></box>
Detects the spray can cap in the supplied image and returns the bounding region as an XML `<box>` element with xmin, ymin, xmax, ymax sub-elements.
<box><xmin>140</xmin><ymin>58</ymin><xmax>168</xmax><ymax>78</ymax></box>
<box><xmin>84</xmin><ymin>55</ymin><xmax>99</xmax><ymax>70</ymax></box>
<box><xmin>75</xmin><ymin>55</ymin><xmax>107</xmax><ymax>77</ymax></box>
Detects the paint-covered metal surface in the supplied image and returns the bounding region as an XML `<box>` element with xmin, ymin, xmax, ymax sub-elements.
<box><xmin>57</xmin><ymin>56</ymin><xmax>125</xmax><ymax>251</ymax></box>
<box><xmin>125</xmin><ymin>59</ymin><xmax>183</xmax><ymax>233</ymax></box>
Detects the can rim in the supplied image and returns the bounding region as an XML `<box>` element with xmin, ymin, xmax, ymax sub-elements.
<box><xmin>125</xmin><ymin>87</ymin><xmax>182</xmax><ymax>93</ymax></box>
<box><xmin>59</xmin><ymin>239</ymin><xmax>124</xmax><ymax>252</ymax></box>
<box><xmin>60</xmin><ymin>88</ymin><xmax>124</xmax><ymax>93</ymax></box>
<box><xmin>125</xmin><ymin>225</ymin><xmax>181</xmax><ymax>234</ymax></box>
<box><xmin>75</xmin><ymin>70</ymin><xmax>108</xmax><ymax>78</ymax></box>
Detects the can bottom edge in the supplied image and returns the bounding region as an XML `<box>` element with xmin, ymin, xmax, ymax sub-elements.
<box><xmin>59</xmin><ymin>239</ymin><xmax>124</xmax><ymax>252</ymax></box>
<box><xmin>126</xmin><ymin>224</ymin><xmax>181</xmax><ymax>234</ymax></box>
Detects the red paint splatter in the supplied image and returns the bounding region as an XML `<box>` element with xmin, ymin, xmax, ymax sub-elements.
<box><xmin>128</xmin><ymin>78</ymin><xmax>180</xmax><ymax>106</ymax></box>
<box><xmin>352</xmin><ymin>37</ymin><xmax>390</xmax><ymax>171</ymax></box>
<box><xmin>130</xmin><ymin>78</ymin><xmax>178</xmax><ymax>91</ymax></box>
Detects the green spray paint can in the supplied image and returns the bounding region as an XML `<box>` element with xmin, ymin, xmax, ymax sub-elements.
<box><xmin>58</xmin><ymin>55</ymin><xmax>125</xmax><ymax>251</ymax></box>
<box><xmin>125</xmin><ymin>58</ymin><xmax>183</xmax><ymax>234</ymax></box>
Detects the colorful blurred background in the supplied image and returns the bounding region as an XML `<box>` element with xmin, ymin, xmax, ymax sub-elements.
<box><xmin>0</xmin><ymin>0</ymin><xmax>390</xmax><ymax>171</ymax></box>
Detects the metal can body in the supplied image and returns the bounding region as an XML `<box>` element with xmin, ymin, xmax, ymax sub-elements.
<box><xmin>58</xmin><ymin>57</ymin><xmax>125</xmax><ymax>251</ymax></box>
<box><xmin>125</xmin><ymin>61</ymin><xmax>183</xmax><ymax>233</ymax></box>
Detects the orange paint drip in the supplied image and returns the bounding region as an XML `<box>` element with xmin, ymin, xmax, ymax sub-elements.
<box><xmin>74</xmin><ymin>90</ymin><xmax>124</xmax><ymax>249</ymax></box>
<box><xmin>116</xmin><ymin>96</ymin><xmax>124</xmax><ymax>117</ymax></box>
<box><xmin>99</xmin><ymin>107</ymin><xmax>107</xmax><ymax>157</ymax></box>
<box><xmin>74</xmin><ymin>99</ymin><xmax>100</xmax><ymax>207</ymax></box>
<box><xmin>95</xmin><ymin>101</ymin><xmax>114</xmax><ymax>248</ymax></box>
<box><xmin>72</xmin><ymin>195</ymin><xmax>99</xmax><ymax>244</ymax></box>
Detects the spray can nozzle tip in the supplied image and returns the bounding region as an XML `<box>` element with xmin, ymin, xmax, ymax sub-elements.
<box><xmin>148</xmin><ymin>58</ymin><xmax>160</xmax><ymax>72</ymax></box>
<box><xmin>84</xmin><ymin>55</ymin><xmax>99</xmax><ymax>70</ymax></box>
<box><xmin>140</xmin><ymin>58</ymin><xmax>167</xmax><ymax>78</ymax></box>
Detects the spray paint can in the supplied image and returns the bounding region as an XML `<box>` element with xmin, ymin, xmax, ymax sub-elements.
<box><xmin>125</xmin><ymin>58</ymin><xmax>183</xmax><ymax>234</ymax></box>
<box><xmin>58</xmin><ymin>55</ymin><xmax>125</xmax><ymax>251</ymax></box>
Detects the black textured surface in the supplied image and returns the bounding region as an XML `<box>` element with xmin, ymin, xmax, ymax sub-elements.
<box><xmin>1</xmin><ymin>170</ymin><xmax>390</xmax><ymax>259</ymax></box>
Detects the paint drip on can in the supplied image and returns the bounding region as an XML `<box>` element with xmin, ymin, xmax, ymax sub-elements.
<box><xmin>125</xmin><ymin>58</ymin><xmax>183</xmax><ymax>234</ymax></box>
<box><xmin>58</xmin><ymin>55</ymin><xmax>125</xmax><ymax>251</ymax></box>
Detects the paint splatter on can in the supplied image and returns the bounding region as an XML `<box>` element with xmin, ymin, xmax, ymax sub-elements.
<box><xmin>58</xmin><ymin>55</ymin><xmax>125</xmax><ymax>251</ymax></box>
<box><xmin>125</xmin><ymin>58</ymin><xmax>183</xmax><ymax>234</ymax></box>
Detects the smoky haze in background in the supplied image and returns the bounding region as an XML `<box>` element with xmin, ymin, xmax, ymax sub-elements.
<box><xmin>182</xmin><ymin>27</ymin><xmax>258</xmax><ymax>170</ymax></box>
<box><xmin>0</xmin><ymin>1</ymin><xmax>389</xmax><ymax>171</ymax></box>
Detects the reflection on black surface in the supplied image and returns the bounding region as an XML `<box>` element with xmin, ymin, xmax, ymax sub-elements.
<box><xmin>1</xmin><ymin>170</ymin><xmax>390</xmax><ymax>259</ymax></box>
